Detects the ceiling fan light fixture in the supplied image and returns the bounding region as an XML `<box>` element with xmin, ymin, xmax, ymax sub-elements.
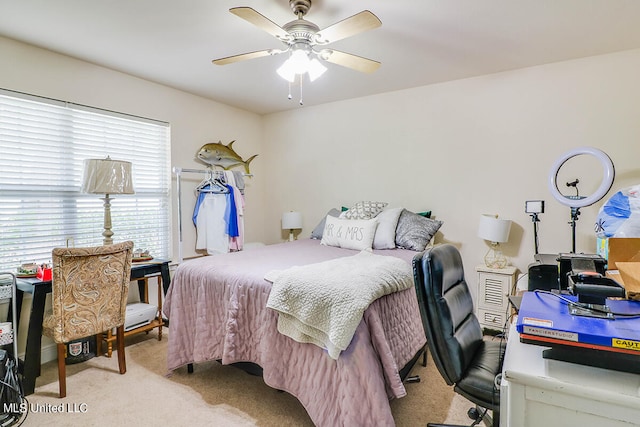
<box><xmin>276</xmin><ymin>48</ymin><xmax>326</xmax><ymax>82</ymax></box>
<box><xmin>276</xmin><ymin>60</ymin><xmax>297</xmax><ymax>82</ymax></box>
<box><xmin>288</xmin><ymin>48</ymin><xmax>311</xmax><ymax>73</ymax></box>
<box><xmin>307</xmin><ymin>58</ymin><xmax>327</xmax><ymax>81</ymax></box>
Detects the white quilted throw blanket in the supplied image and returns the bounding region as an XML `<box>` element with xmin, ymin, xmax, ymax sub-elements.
<box><xmin>265</xmin><ymin>251</ymin><xmax>412</xmax><ymax>359</ymax></box>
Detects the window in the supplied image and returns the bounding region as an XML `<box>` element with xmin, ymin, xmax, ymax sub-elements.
<box><xmin>0</xmin><ymin>89</ymin><xmax>171</xmax><ymax>271</ymax></box>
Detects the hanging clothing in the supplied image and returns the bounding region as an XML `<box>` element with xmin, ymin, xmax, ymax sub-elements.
<box><xmin>232</xmin><ymin>170</ymin><xmax>245</xmax><ymax>195</ymax></box>
<box><xmin>194</xmin><ymin>192</ymin><xmax>229</xmax><ymax>255</ymax></box>
<box><xmin>224</xmin><ymin>184</ymin><xmax>239</xmax><ymax>238</ymax></box>
<box><xmin>192</xmin><ymin>173</ymin><xmax>244</xmax><ymax>255</ymax></box>
<box><xmin>225</xmin><ymin>171</ymin><xmax>245</xmax><ymax>251</ymax></box>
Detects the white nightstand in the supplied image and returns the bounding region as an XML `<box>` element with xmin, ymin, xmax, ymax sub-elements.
<box><xmin>475</xmin><ymin>265</ymin><xmax>517</xmax><ymax>333</ymax></box>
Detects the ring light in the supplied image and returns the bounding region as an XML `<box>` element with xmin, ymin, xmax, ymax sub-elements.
<box><xmin>548</xmin><ymin>146</ymin><xmax>615</xmax><ymax>208</ymax></box>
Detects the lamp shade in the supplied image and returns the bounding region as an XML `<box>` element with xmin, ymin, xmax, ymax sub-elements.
<box><xmin>82</xmin><ymin>157</ymin><xmax>134</xmax><ymax>195</ymax></box>
<box><xmin>307</xmin><ymin>58</ymin><xmax>327</xmax><ymax>82</ymax></box>
<box><xmin>277</xmin><ymin>49</ymin><xmax>327</xmax><ymax>83</ymax></box>
<box><xmin>282</xmin><ymin>211</ymin><xmax>303</xmax><ymax>230</ymax></box>
<box><xmin>478</xmin><ymin>214</ymin><xmax>511</xmax><ymax>243</ymax></box>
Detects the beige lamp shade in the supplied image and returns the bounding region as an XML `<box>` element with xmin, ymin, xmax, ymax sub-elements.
<box><xmin>282</xmin><ymin>211</ymin><xmax>303</xmax><ymax>242</ymax></box>
<box><xmin>478</xmin><ymin>214</ymin><xmax>512</xmax><ymax>269</ymax></box>
<box><xmin>282</xmin><ymin>211</ymin><xmax>303</xmax><ymax>230</ymax></box>
<box><xmin>478</xmin><ymin>214</ymin><xmax>511</xmax><ymax>243</ymax></box>
<box><xmin>82</xmin><ymin>157</ymin><xmax>134</xmax><ymax>195</ymax></box>
<box><xmin>82</xmin><ymin>157</ymin><xmax>134</xmax><ymax>246</ymax></box>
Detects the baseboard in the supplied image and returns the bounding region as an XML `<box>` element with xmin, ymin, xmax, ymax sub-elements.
<box><xmin>29</xmin><ymin>342</ymin><xmax>58</xmax><ymax>365</ymax></box>
<box><xmin>12</xmin><ymin>342</ymin><xmax>57</xmax><ymax>376</ymax></box>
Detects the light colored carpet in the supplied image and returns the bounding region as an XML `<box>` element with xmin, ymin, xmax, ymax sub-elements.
<box><xmin>20</xmin><ymin>329</ymin><xmax>478</xmax><ymax>426</ymax></box>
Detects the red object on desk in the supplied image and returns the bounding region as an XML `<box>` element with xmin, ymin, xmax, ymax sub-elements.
<box><xmin>36</xmin><ymin>266</ymin><xmax>52</xmax><ymax>281</ymax></box>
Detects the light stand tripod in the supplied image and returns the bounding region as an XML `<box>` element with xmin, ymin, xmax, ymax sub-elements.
<box><xmin>569</xmin><ymin>206</ymin><xmax>581</xmax><ymax>254</ymax></box>
<box><xmin>529</xmin><ymin>212</ymin><xmax>541</xmax><ymax>254</ymax></box>
<box><xmin>525</xmin><ymin>200</ymin><xmax>545</xmax><ymax>255</ymax></box>
<box><xmin>565</xmin><ymin>179</ymin><xmax>585</xmax><ymax>254</ymax></box>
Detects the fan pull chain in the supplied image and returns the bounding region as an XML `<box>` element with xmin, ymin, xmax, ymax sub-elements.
<box><xmin>299</xmin><ymin>75</ymin><xmax>303</xmax><ymax>105</ymax></box>
<box><xmin>284</xmin><ymin>75</ymin><xmax>304</xmax><ymax>106</ymax></box>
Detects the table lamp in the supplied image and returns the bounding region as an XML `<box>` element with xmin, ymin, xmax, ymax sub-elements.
<box><xmin>82</xmin><ymin>156</ymin><xmax>134</xmax><ymax>245</ymax></box>
<box><xmin>478</xmin><ymin>214</ymin><xmax>512</xmax><ymax>269</ymax></box>
<box><xmin>282</xmin><ymin>211</ymin><xmax>303</xmax><ymax>242</ymax></box>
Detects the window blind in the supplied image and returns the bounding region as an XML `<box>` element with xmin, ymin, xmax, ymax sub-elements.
<box><xmin>0</xmin><ymin>90</ymin><xmax>171</xmax><ymax>271</ymax></box>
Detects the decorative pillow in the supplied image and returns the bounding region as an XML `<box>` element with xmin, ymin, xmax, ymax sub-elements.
<box><xmin>310</xmin><ymin>208</ymin><xmax>341</xmax><ymax>239</ymax></box>
<box><xmin>321</xmin><ymin>216</ymin><xmax>378</xmax><ymax>251</ymax></box>
<box><xmin>395</xmin><ymin>209</ymin><xmax>443</xmax><ymax>251</ymax></box>
<box><xmin>340</xmin><ymin>201</ymin><xmax>388</xmax><ymax>220</ymax></box>
<box><xmin>373</xmin><ymin>207</ymin><xmax>403</xmax><ymax>250</ymax></box>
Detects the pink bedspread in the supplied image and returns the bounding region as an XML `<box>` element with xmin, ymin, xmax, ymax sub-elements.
<box><xmin>164</xmin><ymin>239</ymin><xmax>426</xmax><ymax>426</ymax></box>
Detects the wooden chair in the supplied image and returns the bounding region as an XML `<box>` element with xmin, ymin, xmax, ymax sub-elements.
<box><xmin>42</xmin><ymin>241</ymin><xmax>133</xmax><ymax>398</ymax></box>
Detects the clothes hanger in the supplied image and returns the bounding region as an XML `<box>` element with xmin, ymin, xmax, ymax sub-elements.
<box><xmin>196</xmin><ymin>170</ymin><xmax>228</xmax><ymax>194</ymax></box>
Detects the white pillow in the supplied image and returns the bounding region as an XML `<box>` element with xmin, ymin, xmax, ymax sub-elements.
<box><xmin>373</xmin><ymin>207</ymin><xmax>403</xmax><ymax>249</ymax></box>
<box><xmin>321</xmin><ymin>216</ymin><xmax>378</xmax><ymax>251</ymax></box>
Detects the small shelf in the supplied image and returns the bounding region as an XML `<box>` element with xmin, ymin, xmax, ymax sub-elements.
<box><xmin>129</xmin><ymin>318</ymin><xmax>163</xmax><ymax>333</ymax></box>
<box><xmin>124</xmin><ymin>318</ymin><xmax>164</xmax><ymax>338</ymax></box>
<box><xmin>98</xmin><ymin>274</ymin><xmax>165</xmax><ymax>357</ymax></box>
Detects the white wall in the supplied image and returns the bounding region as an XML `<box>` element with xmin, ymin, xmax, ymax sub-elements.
<box><xmin>262</xmin><ymin>48</ymin><xmax>640</xmax><ymax>293</ymax></box>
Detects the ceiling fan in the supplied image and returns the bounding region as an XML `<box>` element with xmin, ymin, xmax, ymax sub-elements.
<box><xmin>212</xmin><ymin>0</ymin><xmax>382</xmax><ymax>78</ymax></box>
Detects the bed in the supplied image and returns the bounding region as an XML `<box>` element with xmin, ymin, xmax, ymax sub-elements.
<box><xmin>164</xmin><ymin>207</ymin><xmax>442</xmax><ymax>426</ymax></box>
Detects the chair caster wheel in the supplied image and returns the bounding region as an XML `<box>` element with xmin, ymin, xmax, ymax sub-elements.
<box><xmin>467</xmin><ymin>407</ymin><xmax>481</xmax><ymax>421</ymax></box>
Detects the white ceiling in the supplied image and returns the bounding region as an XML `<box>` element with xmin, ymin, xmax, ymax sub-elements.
<box><xmin>1</xmin><ymin>0</ymin><xmax>640</xmax><ymax>115</ymax></box>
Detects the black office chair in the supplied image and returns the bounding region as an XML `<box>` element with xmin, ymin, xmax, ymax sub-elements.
<box><xmin>412</xmin><ymin>244</ymin><xmax>504</xmax><ymax>427</ymax></box>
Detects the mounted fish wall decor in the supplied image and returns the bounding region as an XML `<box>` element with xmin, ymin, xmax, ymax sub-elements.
<box><xmin>196</xmin><ymin>140</ymin><xmax>258</xmax><ymax>174</ymax></box>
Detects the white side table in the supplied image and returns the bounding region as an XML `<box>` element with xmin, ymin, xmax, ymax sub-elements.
<box><xmin>475</xmin><ymin>265</ymin><xmax>517</xmax><ymax>333</ymax></box>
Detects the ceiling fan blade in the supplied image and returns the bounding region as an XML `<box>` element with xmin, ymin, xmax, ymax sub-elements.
<box><xmin>318</xmin><ymin>49</ymin><xmax>380</xmax><ymax>73</ymax></box>
<box><xmin>316</xmin><ymin>11</ymin><xmax>381</xmax><ymax>44</ymax></box>
<box><xmin>213</xmin><ymin>49</ymin><xmax>284</xmax><ymax>66</ymax></box>
<box><xmin>230</xmin><ymin>7</ymin><xmax>291</xmax><ymax>40</ymax></box>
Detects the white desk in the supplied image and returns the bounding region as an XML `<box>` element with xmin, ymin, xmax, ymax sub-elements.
<box><xmin>500</xmin><ymin>323</ymin><xmax>640</xmax><ymax>427</ymax></box>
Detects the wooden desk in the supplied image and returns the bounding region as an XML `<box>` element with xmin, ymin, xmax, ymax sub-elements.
<box><xmin>10</xmin><ymin>260</ymin><xmax>171</xmax><ymax>396</ymax></box>
<box><xmin>500</xmin><ymin>323</ymin><xmax>640</xmax><ymax>426</ymax></box>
